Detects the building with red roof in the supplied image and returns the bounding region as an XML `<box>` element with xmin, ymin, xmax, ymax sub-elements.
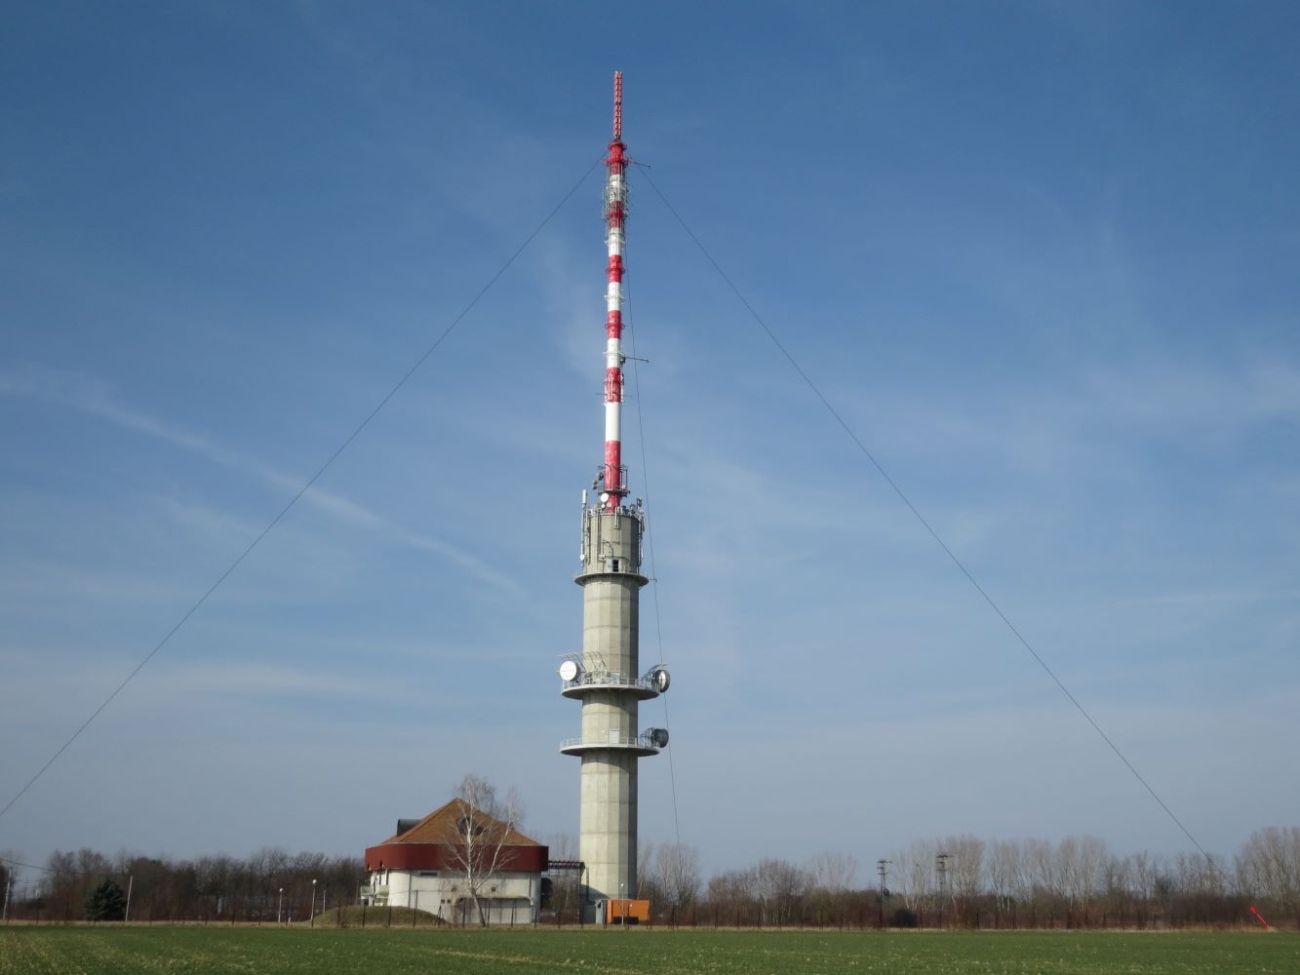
<box><xmin>362</xmin><ymin>798</ymin><xmax>548</xmax><ymax>925</ymax></box>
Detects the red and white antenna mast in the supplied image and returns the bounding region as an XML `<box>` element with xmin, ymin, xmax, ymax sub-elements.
<box><xmin>562</xmin><ymin>73</ymin><xmax>667</xmax><ymax>922</ymax></box>
<box><xmin>600</xmin><ymin>71</ymin><xmax>629</xmax><ymax>512</ymax></box>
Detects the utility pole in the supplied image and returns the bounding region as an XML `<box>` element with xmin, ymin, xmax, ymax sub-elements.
<box><xmin>935</xmin><ymin>853</ymin><xmax>951</xmax><ymax>929</ymax></box>
<box><xmin>876</xmin><ymin>859</ymin><xmax>891</xmax><ymax>929</ymax></box>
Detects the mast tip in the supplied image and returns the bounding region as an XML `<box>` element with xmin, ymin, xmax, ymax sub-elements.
<box><xmin>612</xmin><ymin>71</ymin><xmax>623</xmax><ymax>141</ymax></box>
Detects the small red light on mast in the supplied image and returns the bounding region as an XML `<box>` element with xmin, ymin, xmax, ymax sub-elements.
<box><xmin>600</xmin><ymin>72</ymin><xmax>629</xmax><ymax>512</ymax></box>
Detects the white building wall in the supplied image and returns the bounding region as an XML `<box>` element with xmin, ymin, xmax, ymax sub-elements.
<box><xmin>366</xmin><ymin>868</ymin><xmax>541</xmax><ymax>925</ymax></box>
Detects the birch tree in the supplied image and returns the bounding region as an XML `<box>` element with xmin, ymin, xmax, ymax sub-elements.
<box><xmin>450</xmin><ymin>774</ymin><xmax>526</xmax><ymax>926</ymax></box>
<box><xmin>988</xmin><ymin>840</ymin><xmax>1024</xmax><ymax>923</ymax></box>
<box><xmin>808</xmin><ymin>852</ymin><xmax>858</xmax><ymax>894</ymax></box>
<box><xmin>892</xmin><ymin>840</ymin><xmax>936</xmax><ymax>912</ymax></box>
<box><xmin>943</xmin><ymin>835</ymin><xmax>985</xmax><ymax>902</ymax></box>
<box><xmin>1236</xmin><ymin>827</ymin><xmax>1300</xmax><ymax>909</ymax></box>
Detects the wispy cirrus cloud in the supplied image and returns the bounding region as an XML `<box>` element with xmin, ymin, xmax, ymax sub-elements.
<box><xmin>0</xmin><ymin>362</ymin><xmax>525</xmax><ymax>596</ymax></box>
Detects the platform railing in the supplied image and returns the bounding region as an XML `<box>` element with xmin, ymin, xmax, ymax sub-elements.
<box><xmin>558</xmin><ymin>734</ymin><xmax>661</xmax><ymax>752</ymax></box>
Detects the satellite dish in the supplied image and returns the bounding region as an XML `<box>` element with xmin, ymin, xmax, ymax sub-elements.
<box><xmin>558</xmin><ymin>660</ymin><xmax>581</xmax><ymax>682</ymax></box>
<box><xmin>649</xmin><ymin>728</ymin><xmax>669</xmax><ymax>748</ymax></box>
<box><xmin>599</xmin><ymin>491</ymin><xmax>610</xmax><ymax>504</ymax></box>
<box><xmin>653</xmin><ymin>668</ymin><xmax>671</xmax><ymax>693</ymax></box>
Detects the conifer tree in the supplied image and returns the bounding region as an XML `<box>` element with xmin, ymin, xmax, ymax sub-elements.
<box><xmin>85</xmin><ymin>877</ymin><xmax>127</xmax><ymax>921</ymax></box>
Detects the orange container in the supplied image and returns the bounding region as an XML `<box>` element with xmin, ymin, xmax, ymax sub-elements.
<box><xmin>605</xmin><ymin>898</ymin><xmax>650</xmax><ymax>924</ymax></box>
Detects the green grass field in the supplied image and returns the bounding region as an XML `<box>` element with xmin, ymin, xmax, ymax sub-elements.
<box><xmin>0</xmin><ymin>926</ymin><xmax>1296</xmax><ymax>974</ymax></box>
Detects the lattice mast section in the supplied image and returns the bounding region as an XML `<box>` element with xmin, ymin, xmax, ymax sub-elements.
<box><xmin>601</xmin><ymin>70</ymin><xmax>629</xmax><ymax>511</ymax></box>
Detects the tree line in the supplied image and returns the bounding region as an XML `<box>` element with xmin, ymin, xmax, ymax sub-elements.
<box><xmin>568</xmin><ymin>828</ymin><xmax>1300</xmax><ymax>930</ymax></box>
<box><xmin>1</xmin><ymin>847</ymin><xmax>364</xmax><ymax>923</ymax></box>
<box><xmin>3</xmin><ymin>826</ymin><xmax>1297</xmax><ymax>928</ymax></box>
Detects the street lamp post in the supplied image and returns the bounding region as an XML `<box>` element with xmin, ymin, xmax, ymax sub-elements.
<box><xmin>277</xmin><ymin>888</ymin><xmax>284</xmax><ymax>924</ymax></box>
<box><xmin>310</xmin><ymin>879</ymin><xmax>318</xmax><ymax>929</ymax></box>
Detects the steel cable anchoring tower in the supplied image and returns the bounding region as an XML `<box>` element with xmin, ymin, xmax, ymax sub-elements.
<box><xmin>558</xmin><ymin>72</ymin><xmax>670</xmax><ymax>924</ymax></box>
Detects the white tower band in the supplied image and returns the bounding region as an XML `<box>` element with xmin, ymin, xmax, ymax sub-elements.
<box><xmin>558</xmin><ymin>72</ymin><xmax>670</xmax><ymax>924</ymax></box>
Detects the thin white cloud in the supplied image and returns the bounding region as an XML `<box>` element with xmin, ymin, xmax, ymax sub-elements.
<box><xmin>1082</xmin><ymin>357</ymin><xmax>1300</xmax><ymax>433</ymax></box>
<box><xmin>136</xmin><ymin>661</ymin><xmax>396</xmax><ymax>702</ymax></box>
<box><xmin>0</xmin><ymin>559</ymin><xmax>189</xmax><ymax>606</ymax></box>
<box><xmin>0</xmin><ymin>652</ymin><xmax>418</xmax><ymax>733</ymax></box>
<box><xmin>1109</xmin><ymin>587</ymin><xmax>1300</xmax><ymax>608</ymax></box>
<box><xmin>0</xmin><ymin>362</ymin><xmax>525</xmax><ymax>596</ymax></box>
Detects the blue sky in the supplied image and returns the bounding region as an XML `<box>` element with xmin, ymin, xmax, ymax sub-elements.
<box><xmin>3</xmin><ymin>1</ymin><xmax>1298</xmax><ymax>881</ymax></box>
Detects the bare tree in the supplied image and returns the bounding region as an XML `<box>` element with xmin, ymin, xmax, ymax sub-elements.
<box><xmin>1131</xmin><ymin>850</ymin><xmax>1169</xmax><ymax>903</ymax></box>
<box><xmin>1023</xmin><ymin>838</ymin><xmax>1057</xmax><ymax>910</ymax></box>
<box><xmin>892</xmin><ymin>840</ymin><xmax>937</xmax><ymax>913</ymax></box>
<box><xmin>1056</xmin><ymin>836</ymin><xmax>1084</xmax><ymax>908</ymax></box>
<box><xmin>449</xmin><ymin>774</ymin><xmax>526</xmax><ymax>926</ymax></box>
<box><xmin>42</xmin><ymin>848</ymin><xmax>113</xmax><ymax>920</ymax></box>
<box><xmin>706</xmin><ymin>867</ymin><xmax>758</xmax><ymax>926</ymax></box>
<box><xmin>636</xmin><ymin>841</ymin><xmax>660</xmax><ymax>904</ymax></box>
<box><xmin>1076</xmin><ymin>836</ymin><xmax>1109</xmax><ymax>910</ymax></box>
<box><xmin>943</xmin><ymin>836</ymin><xmax>985</xmax><ymax>901</ymax></box>
<box><xmin>1175</xmin><ymin>852</ymin><xmax>1222</xmax><ymax>903</ymax></box>
<box><xmin>753</xmin><ymin>858</ymin><xmax>809</xmax><ymax>926</ymax></box>
<box><xmin>807</xmin><ymin>852</ymin><xmax>858</xmax><ymax>894</ymax></box>
<box><xmin>1100</xmin><ymin>852</ymin><xmax>1132</xmax><ymax>924</ymax></box>
<box><xmin>1236</xmin><ymin>827</ymin><xmax>1300</xmax><ymax>910</ymax></box>
<box><xmin>653</xmin><ymin>843</ymin><xmax>702</xmax><ymax>919</ymax></box>
<box><xmin>1050</xmin><ymin>835</ymin><xmax>1106</xmax><ymax>924</ymax></box>
<box><xmin>988</xmin><ymin>840</ymin><xmax>1025</xmax><ymax>925</ymax></box>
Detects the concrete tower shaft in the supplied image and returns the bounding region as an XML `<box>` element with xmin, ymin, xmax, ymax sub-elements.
<box><xmin>560</xmin><ymin>507</ymin><xmax>660</xmax><ymax>913</ymax></box>
<box><xmin>577</xmin><ymin>508</ymin><xmax>649</xmax><ymax>906</ymax></box>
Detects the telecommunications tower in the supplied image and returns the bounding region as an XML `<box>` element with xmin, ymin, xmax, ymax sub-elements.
<box><xmin>557</xmin><ymin>72</ymin><xmax>670</xmax><ymax>923</ymax></box>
